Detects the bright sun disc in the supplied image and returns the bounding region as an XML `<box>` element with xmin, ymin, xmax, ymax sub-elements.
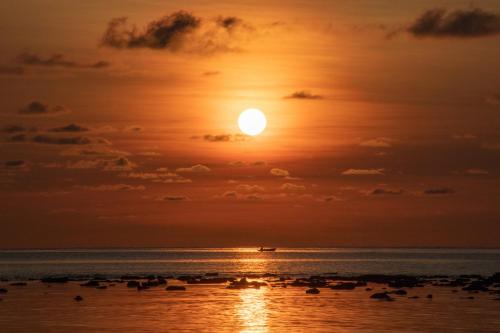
<box><xmin>238</xmin><ymin>108</ymin><xmax>267</xmax><ymax>136</ymax></box>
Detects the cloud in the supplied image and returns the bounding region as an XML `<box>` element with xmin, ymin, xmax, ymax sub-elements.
<box><xmin>370</xmin><ymin>188</ymin><xmax>403</xmax><ymax>195</ymax></box>
<box><xmin>18</xmin><ymin>101</ymin><xmax>70</xmax><ymax>116</ymax></box>
<box><xmin>284</xmin><ymin>91</ymin><xmax>323</xmax><ymax>100</ymax></box>
<box><xmin>200</xmin><ymin>134</ymin><xmax>250</xmax><ymax>142</ymax></box>
<box><xmin>321</xmin><ymin>195</ymin><xmax>341</xmax><ymax>202</ymax></box>
<box><xmin>101</xmin><ymin>11</ymin><xmax>251</xmax><ymax>54</ymax></box>
<box><xmin>103</xmin><ymin>157</ymin><xmax>137</xmax><ymax>171</ymax></box>
<box><xmin>0</xmin><ymin>65</ymin><xmax>24</xmax><ymax>75</ymax></box>
<box><xmin>408</xmin><ymin>8</ymin><xmax>500</xmax><ymax>38</ymax></box>
<box><xmin>452</xmin><ymin>133</ymin><xmax>476</xmax><ymax>140</ymax></box>
<box><xmin>202</xmin><ymin>70</ymin><xmax>220</xmax><ymax>76</ymax></box>
<box><xmin>464</xmin><ymin>168</ymin><xmax>489</xmax><ymax>175</ymax></box>
<box><xmin>4</xmin><ymin>160</ymin><xmax>27</xmax><ymax>168</ymax></box>
<box><xmin>341</xmin><ymin>168</ymin><xmax>385</xmax><ymax>175</ymax></box>
<box><xmin>156</xmin><ymin>195</ymin><xmax>190</xmax><ymax>201</ymax></box>
<box><xmin>125</xmin><ymin>170</ymin><xmax>191</xmax><ymax>183</ymax></box>
<box><xmin>2</xmin><ymin>125</ymin><xmax>26</xmax><ymax>133</ymax></box>
<box><xmin>60</xmin><ymin>146</ymin><xmax>129</xmax><ymax>157</ymax></box>
<box><xmin>6</xmin><ymin>134</ymin><xmax>28</xmax><ymax>142</ymax></box>
<box><xmin>280</xmin><ymin>183</ymin><xmax>306</xmax><ymax>191</ymax></box>
<box><xmin>49</xmin><ymin>123</ymin><xmax>89</xmax><ymax>132</ymax></box>
<box><xmin>360</xmin><ymin>137</ymin><xmax>394</xmax><ymax>148</ymax></box>
<box><xmin>32</xmin><ymin>135</ymin><xmax>92</xmax><ymax>145</ymax></box>
<box><xmin>176</xmin><ymin>164</ymin><xmax>211</xmax><ymax>173</ymax></box>
<box><xmin>229</xmin><ymin>160</ymin><xmax>267</xmax><ymax>167</ymax></box>
<box><xmin>16</xmin><ymin>52</ymin><xmax>110</xmax><ymax>69</ymax></box>
<box><xmin>270</xmin><ymin>168</ymin><xmax>290</xmax><ymax>177</ymax></box>
<box><xmin>80</xmin><ymin>184</ymin><xmax>145</xmax><ymax>191</ymax></box>
<box><xmin>486</xmin><ymin>93</ymin><xmax>500</xmax><ymax>105</ymax></box>
<box><xmin>236</xmin><ymin>184</ymin><xmax>265</xmax><ymax>193</ymax></box>
<box><xmin>423</xmin><ymin>188</ymin><xmax>455</xmax><ymax>195</ymax></box>
<box><xmin>222</xmin><ymin>190</ymin><xmax>238</xmax><ymax>198</ymax></box>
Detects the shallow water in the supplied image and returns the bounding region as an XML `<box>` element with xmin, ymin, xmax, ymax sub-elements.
<box><xmin>0</xmin><ymin>281</ymin><xmax>499</xmax><ymax>332</ymax></box>
<box><xmin>1</xmin><ymin>248</ymin><xmax>500</xmax><ymax>279</ymax></box>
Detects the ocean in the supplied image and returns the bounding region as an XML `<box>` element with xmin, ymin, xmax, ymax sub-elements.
<box><xmin>1</xmin><ymin>248</ymin><xmax>499</xmax><ymax>279</ymax></box>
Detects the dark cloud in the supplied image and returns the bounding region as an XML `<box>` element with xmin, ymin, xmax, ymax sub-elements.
<box><xmin>202</xmin><ymin>70</ymin><xmax>220</xmax><ymax>76</ymax></box>
<box><xmin>101</xmin><ymin>11</ymin><xmax>250</xmax><ymax>54</ymax></box>
<box><xmin>423</xmin><ymin>188</ymin><xmax>455</xmax><ymax>195</ymax></box>
<box><xmin>49</xmin><ymin>123</ymin><xmax>89</xmax><ymax>133</ymax></box>
<box><xmin>18</xmin><ymin>101</ymin><xmax>70</xmax><ymax>116</ymax></box>
<box><xmin>201</xmin><ymin>134</ymin><xmax>250</xmax><ymax>142</ymax></box>
<box><xmin>5</xmin><ymin>160</ymin><xmax>26</xmax><ymax>168</ymax></box>
<box><xmin>157</xmin><ymin>195</ymin><xmax>190</xmax><ymax>201</ymax></box>
<box><xmin>284</xmin><ymin>91</ymin><xmax>323</xmax><ymax>100</ymax></box>
<box><xmin>486</xmin><ymin>93</ymin><xmax>500</xmax><ymax>105</ymax></box>
<box><xmin>2</xmin><ymin>125</ymin><xmax>26</xmax><ymax>133</ymax></box>
<box><xmin>0</xmin><ymin>65</ymin><xmax>24</xmax><ymax>75</ymax></box>
<box><xmin>16</xmin><ymin>53</ymin><xmax>110</xmax><ymax>69</ymax></box>
<box><xmin>32</xmin><ymin>135</ymin><xmax>91</xmax><ymax>145</ymax></box>
<box><xmin>80</xmin><ymin>184</ymin><xmax>145</xmax><ymax>191</ymax></box>
<box><xmin>408</xmin><ymin>8</ymin><xmax>500</xmax><ymax>38</ymax></box>
<box><xmin>7</xmin><ymin>134</ymin><xmax>27</xmax><ymax>142</ymax></box>
<box><xmin>101</xmin><ymin>12</ymin><xmax>201</xmax><ymax>50</ymax></box>
<box><xmin>370</xmin><ymin>188</ymin><xmax>403</xmax><ymax>195</ymax></box>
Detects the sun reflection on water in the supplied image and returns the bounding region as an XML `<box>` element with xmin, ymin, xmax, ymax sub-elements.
<box><xmin>236</xmin><ymin>287</ymin><xmax>269</xmax><ymax>333</ymax></box>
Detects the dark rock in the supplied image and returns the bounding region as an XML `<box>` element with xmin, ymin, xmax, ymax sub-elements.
<box><xmin>80</xmin><ymin>280</ymin><xmax>100</xmax><ymax>287</ymax></box>
<box><xmin>227</xmin><ymin>278</ymin><xmax>266</xmax><ymax>290</ymax></box>
<box><xmin>96</xmin><ymin>286</ymin><xmax>107</xmax><ymax>290</ymax></box>
<box><xmin>166</xmin><ymin>286</ymin><xmax>186</xmax><ymax>291</ymax></box>
<box><xmin>0</xmin><ymin>288</ymin><xmax>7</xmax><ymax>294</ymax></box>
<box><xmin>330</xmin><ymin>282</ymin><xmax>357</xmax><ymax>290</ymax></box>
<box><xmin>408</xmin><ymin>296</ymin><xmax>419</xmax><ymax>299</ymax></box>
<box><xmin>10</xmin><ymin>282</ymin><xmax>27</xmax><ymax>286</ymax></box>
<box><xmin>389</xmin><ymin>289</ymin><xmax>407</xmax><ymax>296</ymax></box>
<box><xmin>306</xmin><ymin>288</ymin><xmax>320</xmax><ymax>294</ymax></box>
<box><xmin>205</xmin><ymin>272</ymin><xmax>219</xmax><ymax>277</ymax></box>
<box><xmin>370</xmin><ymin>292</ymin><xmax>394</xmax><ymax>301</ymax></box>
<box><xmin>120</xmin><ymin>275</ymin><xmax>141</xmax><ymax>280</ymax></box>
<box><xmin>74</xmin><ymin>295</ymin><xmax>83</xmax><ymax>301</ymax></box>
<box><xmin>41</xmin><ymin>277</ymin><xmax>69</xmax><ymax>283</ymax></box>
<box><xmin>127</xmin><ymin>281</ymin><xmax>140</xmax><ymax>288</ymax></box>
<box><xmin>426</xmin><ymin>294</ymin><xmax>433</xmax><ymax>299</ymax></box>
<box><xmin>365</xmin><ymin>288</ymin><xmax>373</xmax><ymax>291</ymax></box>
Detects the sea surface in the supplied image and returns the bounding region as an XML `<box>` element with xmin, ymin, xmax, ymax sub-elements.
<box><xmin>1</xmin><ymin>248</ymin><xmax>499</xmax><ymax>279</ymax></box>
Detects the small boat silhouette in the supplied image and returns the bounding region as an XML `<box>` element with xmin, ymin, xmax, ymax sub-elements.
<box><xmin>258</xmin><ymin>247</ymin><xmax>276</xmax><ymax>252</ymax></box>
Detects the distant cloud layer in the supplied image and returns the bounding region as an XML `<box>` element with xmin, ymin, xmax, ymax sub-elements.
<box><xmin>18</xmin><ymin>101</ymin><xmax>70</xmax><ymax>116</ymax></box>
<box><xmin>49</xmin><ymin>124</ymin><xmax>89</xmax><ymax>132</ymax></box>
<box><xmin>176</xmin><ymin>164</ymin><xmax>211</xmax><ymax>173</ymax></box>
<box><xmin>423</xmin><ymin>188</ymin><xmax>455</xmax><ymax>195</ymax></box>
<box><xmin>408</xmin><ymin>8</ymin><xmax>500</xmax><ymax>38</ymax></box>
<box><xmin>341</xmin><ymin>168</ymin><xmax>385</xmax><ymax>175</ymax></box>
<box><xmin>16</xmin><ymin>53</ymin><xmax>109</xmax><ymax>69</ymax></box>
<box><xmin>101</xmin><ymin>11</ymin><xmax>251</xmax><ymax>54</ymax></box>
<box><xmin>284</xmin><ymin>91</ymin><xmax>323</xmax><ymax>100</ymax></box>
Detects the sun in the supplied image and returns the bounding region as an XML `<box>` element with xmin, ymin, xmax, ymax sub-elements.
<box><xmin>238</xmin><ymin>108</ymin><xmax>267</xmax><ymax>136</ymax></box>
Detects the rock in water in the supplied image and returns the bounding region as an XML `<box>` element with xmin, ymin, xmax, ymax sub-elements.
<box><xmin>370</xmin><ymin>292</ymin><xmax>394</xmax><ymax>301</ymax></box>
<box><xmin>166</xmin><ymin>286</ymin><xmax>186</xmax><ymax>291</ymax></box>
<box><xmin>306</xmin><ymin>288</ymin><xmax>320</xmax><ymax>294</ymax></box>
<box><xmin>74</xmin><ymin>295</ymin><xmax>83</xmax><ymax>301</ymax></box>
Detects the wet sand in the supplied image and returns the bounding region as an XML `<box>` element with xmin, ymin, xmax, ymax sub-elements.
<box><xmin>0</xmin><ymin>275</ymin><xmax>499</xmax><ymax>332</ymax></box>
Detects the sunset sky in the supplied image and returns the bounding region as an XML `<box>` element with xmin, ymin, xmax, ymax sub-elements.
<box><xmin>1</xmin><ymin>0</ymin><xmax>500</xmax><ymax>248</ymax></box>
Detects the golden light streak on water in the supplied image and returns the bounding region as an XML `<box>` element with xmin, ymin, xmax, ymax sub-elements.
<box><xmin>236</xmin><ymin>287</ymin><xmax>269</xmax><ymax>333</ymax></box>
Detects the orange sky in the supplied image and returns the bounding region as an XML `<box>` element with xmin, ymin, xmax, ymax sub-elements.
<box><xmin>1</xmin><ymin>0</ymin><xmax>500</xmax><ymax>248</ymax></box>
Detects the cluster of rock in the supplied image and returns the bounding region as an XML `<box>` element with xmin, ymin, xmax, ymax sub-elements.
<box><xmin>1</xmin><ymin>272</ymin><xmax>499</xmax><ymax>302</ymax></box>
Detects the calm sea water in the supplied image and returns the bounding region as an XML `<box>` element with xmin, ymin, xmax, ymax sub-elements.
<box><xmin>1</xmin><ymin>248</ymin><xmax>499</xmax><ymax>279</ymax></box>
